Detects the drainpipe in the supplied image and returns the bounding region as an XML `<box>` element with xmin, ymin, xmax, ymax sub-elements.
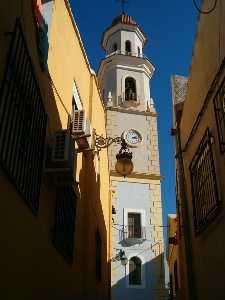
<box><xmin>176</xmin><ymin>126</ymin><xmax>198</xmax><ymax>300</ymax></box>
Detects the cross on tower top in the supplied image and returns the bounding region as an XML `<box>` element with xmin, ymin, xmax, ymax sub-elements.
<box><xmin>116</xmin><ymin>0</ymin><xmax>129</xmax><ymax>14</ymax></box>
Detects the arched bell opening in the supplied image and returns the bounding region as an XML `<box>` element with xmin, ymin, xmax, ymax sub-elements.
<box><xmin>125</xmin><ymin>77</ymin><xmax>137</xmax><ymax>101</ymax></box>
<box><xmin>125</xmin><ymin>40</ymin><xmax>131</xmax><ymax>54</ymax></box>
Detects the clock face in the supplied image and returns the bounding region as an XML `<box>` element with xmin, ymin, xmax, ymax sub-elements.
<box><xmin>123</xmin><ymin>129</ymin><xmax>142</xmax><ymax>147</ymax></box>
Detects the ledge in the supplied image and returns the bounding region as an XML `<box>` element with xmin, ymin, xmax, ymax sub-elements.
<box><xmin>106</xmin><ymin>107</ymin><xmax>157</xmax><ymax>117</ymax></box>
<box><xmin>110</xmin><ymin>170</ymin><xmax>161</xmax><ymax>180</ymax></box>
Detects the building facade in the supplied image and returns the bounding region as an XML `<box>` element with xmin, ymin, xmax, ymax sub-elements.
<box><xmin>98</xmin><ymin>14</ymin><xmax>165</xmax><ymax>300</ymax></box>
<box><xmin>0</xmin><ymin>0</ymin><xmax>110</xmax><ymax>299</ymax></box>
<box><xmin>172</xmin><ymin>0</ymin><xmax>225</xmax><ymax>299</ymax></box>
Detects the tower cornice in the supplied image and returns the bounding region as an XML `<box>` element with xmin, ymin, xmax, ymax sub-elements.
<box><xmin>98</xmin><ymin>54</ymin><xmax>155</xmax><ymax>84</ymax></box>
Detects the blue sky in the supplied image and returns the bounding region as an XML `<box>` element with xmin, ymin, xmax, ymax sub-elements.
<box><xmin>70</xmin><ymin>0</ymin><xmax>199</xmax><ymax>228</ymax></box>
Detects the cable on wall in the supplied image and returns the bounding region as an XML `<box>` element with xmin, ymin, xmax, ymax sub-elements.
<box><xmin>192</xmin><ymin>0</ymin><xmax>218</xmax><ymax>14</ymax></box>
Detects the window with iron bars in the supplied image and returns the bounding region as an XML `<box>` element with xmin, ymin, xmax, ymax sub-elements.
<box><xmin>0</xmin><ymin>20</ymin><xmax>47</xmax><ymax>214</ymax></box>
<box><xmin>189</xmin><ymin>128</ymin><xmax>220</xmax><ymax>233</ymax></box>
<box><xmin>53</xmin><ymin>186</ymin><xmax>77</xmax><ymax>262</ymax></box>
<box><xmin>214</xmin><ymin>76</ymin><xmax>225</xmax><ymax>153</ymax></box>
<box><xmin>128</xmin><ymin>213</ymin><xmax>142</xmax><ymax>238</ymax></box>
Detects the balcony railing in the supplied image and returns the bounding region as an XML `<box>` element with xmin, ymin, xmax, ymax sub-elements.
<box><xmin>106</xmin><ymin>50</ymin><xmax>149</xmax><ymax>60</ymax></box>
<box><xmin>122</xmin><ymin>225</ymin><xmax>146</xmax><ymax>240</ymax></box>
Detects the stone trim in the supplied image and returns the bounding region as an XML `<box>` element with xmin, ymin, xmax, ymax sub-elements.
<box><xmin>110</xmin><ymin>170</ymin><xmax>161</xmax><ymax>180</ymax></box>
<box><xmin>107</xmin><ymin>107</ymin><xmax>157</xmax><ymax>117</ymax></box>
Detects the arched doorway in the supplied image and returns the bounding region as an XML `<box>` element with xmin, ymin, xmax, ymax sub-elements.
<box><xmin>129</xmin><ymin>256</ymin><xmax>142</xmax><ymax>285</ymax></box>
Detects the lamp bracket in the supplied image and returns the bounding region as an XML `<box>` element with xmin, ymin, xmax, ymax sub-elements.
<box><xmin>93</xmin><ymin>129</ymin><xmax>122</xmax><ymax>151</ymax></box>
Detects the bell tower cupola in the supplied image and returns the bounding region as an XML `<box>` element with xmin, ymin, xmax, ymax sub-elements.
<box><xmin>98</xmin><ymin>14</ymin><xmax>155</xmax><ymax>112</ymax></box>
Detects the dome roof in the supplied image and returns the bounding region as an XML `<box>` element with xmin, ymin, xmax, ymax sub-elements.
<box><xmin>101</xmin><ymin>13</ymin><xmax>147</xmax><ymax>49</ymax></box>
<box><xmin>111</xmin><ymin>14</ymin><xmax>137</xmax><ymax>27</ymax></box>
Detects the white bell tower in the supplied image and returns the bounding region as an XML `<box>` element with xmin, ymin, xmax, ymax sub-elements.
<box><xmin>98</xmin><ymin>14</ymin><xmax>166</xmax><ymax>300</ymax></box>
<box><xmin>99</xmin><ymin>14</ymin><xmax>155</xmax><ymax>113</ymax></box>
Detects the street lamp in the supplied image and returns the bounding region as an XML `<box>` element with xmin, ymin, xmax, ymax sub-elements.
<box><xmin>119</xmin><ymin>250</ymin><xmax>128</xmax><ymax>266</ymax></box>
<box><xmin>93</xmin><ymin>129</ymin><xmax>134</xmax><ymax>177</ymax></box>
<box><xmin>115</xmin><ymin>139</ymin><xmax>133</xmax><ymax>177</ymax></box>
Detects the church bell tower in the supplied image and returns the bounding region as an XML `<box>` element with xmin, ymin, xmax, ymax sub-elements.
<box><xmin>98</xmin><ymin>13</ymin><xmax>166</xmax><ymax>300</ymax></box>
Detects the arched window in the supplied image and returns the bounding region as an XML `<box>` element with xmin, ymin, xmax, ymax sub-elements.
<box><xmin>125</xmin><ymin>77</ymin><xmax>137</xmax><ymax>101</ymax></box>
<box><xmin>112</xmin><ymin>43</ymin><xmax>118</xmax><ymax>52</ymax></box>
<box><xmin>129</xmin><ymin>257</ymin><xmax>142</xmax><ymax>285</ymax></box>
<box><xmin>125</xmin><ymin>40</ymin><xmax>131</xmax><ymax>54</ymax></box>
<box><xmin>137</xmin><ymin>47</ymin><xmax>141</xmax><ymax>57</ymax></box>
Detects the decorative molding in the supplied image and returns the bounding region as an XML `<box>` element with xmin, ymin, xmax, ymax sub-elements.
<box><xmin>171</xmin><ymin>75</ymin><xmax>188</xmax><ymax>105</ymax></box>
<box><xmin>110</xmin><ymin>170</ymin><xmax>161</xmax><ymax>180</ymax></box>
<box><xmin>107</xmin><ymin>107</ymin><xmax>157</xmax><ymax>117</ymax></box>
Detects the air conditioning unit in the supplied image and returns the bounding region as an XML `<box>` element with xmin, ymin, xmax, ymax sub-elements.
<box><xmin>71</xmin><ymin>110</ymin><xmax>93</xmax><ymax>151</ymax></box>
<box><xmin>71</xmin><ymin>110</ymin><xmax>89</xmax><ymax>136</ymax></box>
<box><xmin>45</xmin><ymin>130</ymin><xmax>76</xmax><ymax>186</ymax></box>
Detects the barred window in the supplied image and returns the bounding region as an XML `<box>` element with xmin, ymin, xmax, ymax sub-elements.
<box><xmin>96</xmin><ymin>230</ymin><xmax>102</xmax><ymax>281</ymax></box>
<box><xmin>53</xmin><ymin>186</ymin><xmax>77</xmax><ymax>262</ymax></box>
<box><xmin>214</xmin><ymin>77</ymin><xmax>225</xmax><ymax>152</ymax></box>
<box><xmin>0</xmin><ymin>20</ymin><xmax>47</xmax><ymax>214</ymax></box>
<box><xmin>190</xmin><ymin>129</ymin><xmax>220</xmax><ymax>233</ymax></box>
<box><xmin>128</xmin><ymin>213</ymin><xmax>141</xmax><ymax>238</ymax></box>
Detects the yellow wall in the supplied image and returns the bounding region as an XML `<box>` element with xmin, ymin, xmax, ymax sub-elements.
<box><xmin>177</xmin><ymin>0</ymin><xmax>225</xmax><ymax>299</ymax></box>
<box><xmin>0</xmin><ymin>0</ymin><xmax>110</xmax><ymax>299</ymax></box>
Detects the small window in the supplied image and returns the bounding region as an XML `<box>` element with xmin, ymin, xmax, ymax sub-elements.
<box><xmin>113</xmin><ymin>43</ymin><xmax>118</xmax><ymax>52</ymax></box>
<box><xmin>137</xmin><ymin>47</ymin><xmax>140</xmax><ymax>56</ymax></box>
<box><xmin>72</xmin><ymin>96</ymin><xmax>78</xmax><ymax>113</ymax></box>
<box><xmin>96</xmin><ymin>230</ymin><xmax>102</xmax><ymax>281</ymax></box>
<box><xmin>129</xmin><ymin>257</ymin><xmax>142</xmax><ymax>285</ymax></box>
<box><xmin>53</xmin><ymin>186</ymin><xmax>77</xmax><ymax>262</ymax></box>
<box><xmin>125</xmin><ymin>40</ymin><xmax>131</xmax><ymax>53</ymax></box>
<box><xmin>125</xmin><ymin>77</ymin><xmax>137</xmax><ymax>101</ymax></box>
<box><xmin>72</xmin><ymin>81</ymin><xmax>83</xmax><ymax>111</ymax></box>
<box><xmin>128</xmin><ymin>213</ymin><xmax>141</xmax><ymax>238</ymax></box>
<box><xmin>190</xmin><ymin>128</ymin><xmax>220</xmax><ymax>233</ymax></box>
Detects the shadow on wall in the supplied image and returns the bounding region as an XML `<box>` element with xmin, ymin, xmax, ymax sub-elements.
<box><xmin>78</xmin><ymin>151</ymin><xmax>109</xmax><ymax>300</ymax></box>
<box><xmin>112</xmin><ymin>253</ymin><xmax>169</xmax><ymax>300</ymax></box>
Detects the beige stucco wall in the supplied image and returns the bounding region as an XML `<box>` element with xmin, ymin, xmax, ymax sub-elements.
<box><xmin>178</xmin><ymin>0</ymin><xmax>225</xmax><ymax>299</ymax></box>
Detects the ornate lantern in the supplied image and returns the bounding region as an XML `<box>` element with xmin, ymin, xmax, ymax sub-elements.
<box><xmin>115</xmin><ymin>139</ymin><xmax>133</xmax><ymax>177</ymax></box>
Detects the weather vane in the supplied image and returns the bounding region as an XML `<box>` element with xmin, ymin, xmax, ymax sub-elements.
<box><xmin>116</xmin><ymin>0</ymin><xmax>128</xmax><ymax>14</ymax></box>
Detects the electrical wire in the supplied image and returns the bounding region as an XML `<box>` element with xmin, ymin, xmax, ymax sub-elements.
<box><xmin>192</xmin><ymin>0</ymin><xmax>218</xmax><ymax>14</ymax></box>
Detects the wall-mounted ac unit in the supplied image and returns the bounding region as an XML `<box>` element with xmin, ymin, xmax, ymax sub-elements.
<box><xmin>71</xmin><ymin>110</ymin><xmax>93</xmax><ymax>151</ymax></box>
<box><xmin>71</xmin><ymin>110</ymin><xmax>89</xmax><ymax>136</ymax></box>
<box><xmin>45</xmin><ymin>130</ymin><xmax>76</xmax><ymax>186</ymax></box>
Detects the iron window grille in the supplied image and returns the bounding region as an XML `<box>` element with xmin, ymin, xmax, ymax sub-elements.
<box><xmin>190</xmin><ymin>128</ymin><xmax>220</xmax><ymax>233</ymax></box>
<box><xmin>96</xmin><ymin>230</ymin><xmax>102</xmax><ymax>281</ymax></box>
<box><xmin>214</xmin><ymin>76</ymin><xmax>225</xmax><ymax>153</ymax></box>
<box><xmin>0</xmin><ymin>20</ymin><xmax>47</xmax><ymax>214</ymax></box>
<box><xmin>127</xmin><ymin>213</ymin><xmax>142</xmax><ymax>238</ymax></box>
<box><xmin>53</xmin><ymin>186</ymin><xmax>77</xmax><ymax>262</ymax></box>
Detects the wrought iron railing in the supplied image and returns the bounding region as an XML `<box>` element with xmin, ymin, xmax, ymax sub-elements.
<box><xmin>0</xmin><ymin>20</ymin><xmax>47</xmax><ymax>214</ymax></box>
<box><xmin>106</xmin><ymin>50</ymin><xmax>149</xmax><ymax>60</ymax></box>
<box><xmin>214</xmin><ymin>76</ymin><xmax>225</xmax><ymax>153</ymax></box>
<box><xmin>122</xmin><ymin>225</ymin><xmax>146</xmax><ymax>240</ymax></box>
<box><xmin>190</xmin><ymin>128</ymin><xmax>220</xmax><ymax>233</ymax></box>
